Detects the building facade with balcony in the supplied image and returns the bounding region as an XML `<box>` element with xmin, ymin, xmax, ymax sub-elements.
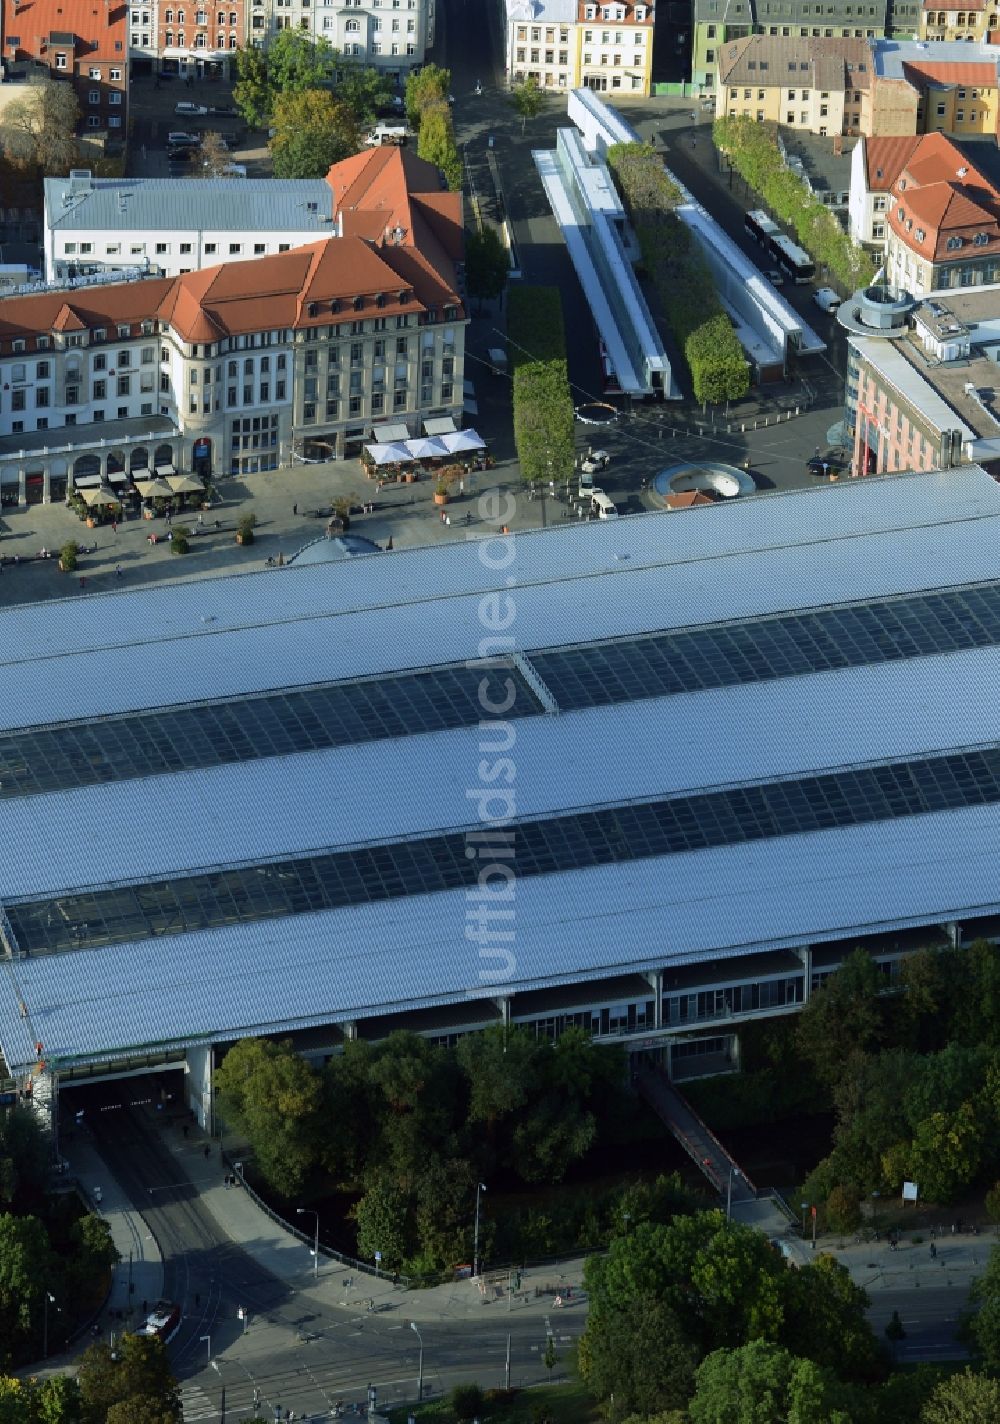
<box><xmin>311</xmin><ymin>0</ymin><xmax>432</xmax><ymax>73</ymax></box>
<box><xmin>154</xmin><ymin>0</ymin><xmax>244</xmax><ymax>77</ymax></box>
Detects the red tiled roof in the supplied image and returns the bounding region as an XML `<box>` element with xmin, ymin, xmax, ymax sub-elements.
<box><xmin>864</xmin><ymin>135</ymin><xmax>921</xmax><ymax>191</ymax></box>
<box><xmin>0</xmin><ymin>152</ymin><xmax>465</xmax><ymax>349</ymax></box>
<box><xmin>922</xmin><ymin>0</ymin><xmax>986</xmax><ymax>11</ymax></box>
<box><xmin>2</xmin><ymin>0</ymin><xmax>128</xmax><ymax>64</ymax></box>
<box><xmin>887</xmin><ymin>131</ymin><xmax>1000</xmax><ymax>260</ymax></box>
<box><xmin>903</xmin><ymin>60</ymin><xmax>999</xmax><ymax>86</ymax></box>
<box><xmin>666</xmin><ymin>490</ymin><xmax>717</xmax><ymax>508</ymax></box>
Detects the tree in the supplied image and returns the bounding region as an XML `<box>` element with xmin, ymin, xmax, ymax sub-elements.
<box><xmin>2</xmin><ymin>77</ymin><xmax>80</xmax><ymax>175</ymax></box>
<box><xmin>579</xmin><ymin>1295</ymin><xmax>697</xmax><ymax>1419</ymax></box>
<box><xmin>269</xmin><ymin>89</ymin><xmax>359</xmax><ymax>179</ymax></box>
<box><xmin>688</xmin><ymin>1342</ymin><xmax>860</xmax><ymax>1424</ymax></box>
<box><xmin>884</xmin><ymin>1310</ymin><xmax>905</xmax><ymax>1361</ymax></box>
<box><xmin>233</xmin><ymin>33</ymin><xmax>339</xmax><ymax>128</ymax></box>
<box><xmin>985</xmin><ymin>1179</ymin><xmax>1000</xmax><ymax>1227</ymax></box>
<box><xmin>405</xmin><ymin>63</ymin><xmax>451</xmax><ymax>129</ymax></box>
<box><xmin>77</xmin><ymin>1335</ymin><xmax>180</xmax><ymax>1423</ymax></box>
<box><xmin>796</xmin><ymin>948</ymin><xmax>884</xmax><ymax>1089</ymax></box>
<box><xmin>196</xmin><ymin>133</ymin><xmax>232</xmax><ymax>178</ymax></box>
<box><xmin>335</xmin><ymin>57</ymin><xmax>393</xmax><ymax>129</ymax></box>
<box><xmin>353</xmin><ymin>1173</ymin><xmax>410</xmax><ymax>1269</ymax></box>
<box><xmin>214</xmin><ymin>1037</ymin><xmax>324</xmax><ymax>1194</ymax></box>
<box><xmin>464</xmin><ymin>227</ymin><xmax>509</xmax><ymax>311</ymax></box>
<box><xmin>0</xmin><ymin>1213</ymin><xmax>53</xmax><ymax>1353</ymax></box>
<box><xmin>969</xmin><ymin>1241</ymin><xmax>1000</xmax><ymax>1368</ymax></box>
<box><xmin>35</xmin><ymin>1375</ymin><xmax>83</xmax><ymax>1424</ymax></box>
<box><xmin>415</xmin><ymin>101</ymin><xmax>462</xmax><ymax>191</ymax></box>
<box><xmin>0</xmin><ymin>1108</ymin><xmax>51</xmax><ymax>1208</ymax></box>
<box><xmin>904</xmin><ymin>1099</ymin><xmax>983</xmax><ymax>1203</ymax></box>
<box><xmin>781</xmin><ymin>1253</ymin><xmax>883</xmax><ymax>1385</ymax></box>
<box><xmin>510</xmin><ymin>76</ymin><xmax>546</xmax><ymax>134</ymax></box>
<box><xmin>267</xmin><ymin>31</ymin><xmax>338</xmax><ymax>94</ymax></box>
<box><xmin>232</xmin><ymin>45</ymin><xmax>270</xmax><ymax>128</ymax></box>
<box><xmin>920</xmin><ymin>1369</ymin><xmax>1000</xmax><ymax>1423</ymax></box>
<box><xmin>106</xmin><ymin>1399</ymin><xmax>181</xmax><ymax>1424</ymax></box>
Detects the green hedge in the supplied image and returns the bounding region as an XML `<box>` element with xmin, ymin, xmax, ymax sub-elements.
<box><xmin>606</xmin><ymin>143</ymin><xmax>749</xmax><ymax>405</ymax></box>
<box><xmin>713</xmin><ymin>117</ymin><xmax>876</xmax><ymax>291</ymax></box>
<box><xmin>507</xmin><ymin>285</ymin><xmax>575</xmax><ymax>484</ymax></box>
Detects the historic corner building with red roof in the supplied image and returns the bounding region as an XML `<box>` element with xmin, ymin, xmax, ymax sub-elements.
<box><xmin>0</xmin><ymin>0</ymin><xmax>129</xmax><ymax>140</ymax></box>
<box><xmin>0</xmin><ymin>148</ymin><xmax>466</xmax><ymax>502</ymax></box>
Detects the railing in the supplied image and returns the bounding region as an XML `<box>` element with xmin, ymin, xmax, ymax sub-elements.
<box><xmin>227</xmin><ymin>1155</ymin><xmax>410</xmax><ymax>1289</ymax></box>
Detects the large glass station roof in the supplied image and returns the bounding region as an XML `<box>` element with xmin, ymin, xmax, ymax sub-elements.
<box><xmin>4</xmin><ymin>581</ymin><xmax>1000</xmax><ymax>801</ymax></box>
<box><xmin>534</xmin><ymin>581</ymin><xmax>1000</xmax><ymax>709</ymax></box>
<box><xmin>0</xmin><ymin>661</ymin><xmax>542</xmax><ymax>799</ymax></box>
<box><xmin>9</xmin><ymin>743</ymin><xmax>1000</xmax><ymax>956</ymax></box>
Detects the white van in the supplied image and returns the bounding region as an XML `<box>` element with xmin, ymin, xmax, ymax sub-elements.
<box><xmin>365</xmin><ymin>125</ymin><xmax>408</xmax><ymax>147</ymax></box>
<box><xmin>591</xmin><ymin>490</ymin><xmax>618</xmax><ymax>520</ymax></box>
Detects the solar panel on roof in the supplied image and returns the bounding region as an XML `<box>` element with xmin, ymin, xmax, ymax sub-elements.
<box><xmin>0</xmin><ymin>660</ymin><xmax>543</xmax><ymax>798</ymax></box>
<box><xmin>531</xmin><ymin>582</ymin><xmax>1000</xmax><ymax>710</ymax></box>
<box><xmin>10</xmin><ymin>743</ymin><xmax>1000</xmax><ymax>957</ymax></box>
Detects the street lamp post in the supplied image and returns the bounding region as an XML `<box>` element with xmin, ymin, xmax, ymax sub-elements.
<box><xmin>801</xmin><ymin>1202</ymin><xmax>809</xmax><ymax>1238</ymax></box>
<box><xmin>871</xmin><ymin>1190</ymin><xmax>881</xmax><ymax>1236</ymax></box>
<box><xmin>410</xmin><ymin>1320</ymin><xmax>423</xmax><ymax>1401</ymax></box>
<box><xmin>473</xmin><ymin>1182</ymin><xmax>487</xmax><ymax>1280</ymax></box>
<box><xmin>296</xmin><ymin>1207</ymin><xmax>320</xmax><ymax>1280</ymax></box>
<box><xmin>200</xmin><ymin>1333</ymin><xmax>211</xmax><ymax>1365</ymax></box>
<box><xmin>42</xmin><ymin>1292</ymin><xmax>56</xmax><ymax>1359</ymax></box>
<box><xmin>726</xmin><ymin>1166</ymin><xmax>742</xmax><ymax>1221</ymax></box>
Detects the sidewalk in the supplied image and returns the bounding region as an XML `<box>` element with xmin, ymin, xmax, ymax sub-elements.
<box><xmin>160</xmin><ymin>1119</ymin><xmax>589</xmax><ymax>1323</ymax></box>
<box><xmin>30</xmin><ymin>1137</ymin><xmax>163</xmax><ymax>1374</ymax></box>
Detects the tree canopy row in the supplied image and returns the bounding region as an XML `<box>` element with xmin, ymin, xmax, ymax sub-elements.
<box><xmin>713</xmin><ymin>116</ymin><xmax>876</xmax><ymax>292</ymax></box>
<box><xmin>605</xmin><ymin>142</ymin><xmax>750</xmax><ymax>407</ymax></box>
<box><xmin>506</xmin><ymin>285</ymin><xmax>576</xmax><ymax>486</ymax></box>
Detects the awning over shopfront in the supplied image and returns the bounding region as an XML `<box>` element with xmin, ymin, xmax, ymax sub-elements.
<box><xmin>406</xmin><ymin>437</ymin><xmax>449</xmax><ymax>460</ymax></box>
<box><xmin>154</xmin><ymin>464</ymin><xmax>177</xmax><ymax>479</ymax></box>
<box><xmin>371</xmin><ymin>422</ymin><xmax>411</xmax><ymax>444</ymax></box>
<box><xmin>423</xmin><ymin>416</ymin><xmax>458</xmax><ymax>437</ymax></box>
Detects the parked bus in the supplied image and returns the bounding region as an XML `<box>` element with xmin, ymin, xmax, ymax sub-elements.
<box><xmin>771</xmin><ymin>233</ymin><xmax>816</xmax><ymax>284</ymax></box>
<box><xmin>744</xmin><ymin>209</ymin><xmax>781</xmax><ymax>249</ymax></box>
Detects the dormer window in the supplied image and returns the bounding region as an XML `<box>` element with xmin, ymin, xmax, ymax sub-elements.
<box><xmin>307</xmin><ymin>301</ymin><xmax>318</xmax><ymax>317</ymax></box>
<box><xmin>330</xmin><ymin>298</ymin><xmax>340</xmax><ymax>313</ymax></box>
<box><xmin>353</xmin><ymin>295</ymin><xmax>363</xmax><ymax>310</ymax></box>
<box><xmin>12</xmin><ymin>339</ymin><xmax>25</xmax><ymax>353</ymax></box>
<box><xmin>397</xmin><ymin>288</ymin><xmax>408</xmax><ymax>303</ymax></box>
<box><xmin>897</xmin><ymin>207</ymin><xmax>905</xmax><ymax>221</ymax></box>
<box><xmin>374</xmin><ymin>292</ymin><xmax>384</xmax><ymax>307</ymax></box>
<box><xmin>93</xmin><ymin>328</ymin><xmax>106</xmax><ymax>342</ymax></box>
<box><xmin>898</xmin><ymin>178</ymin><xmax>906</xmax><ymax>190</ymax></box>
<box><xmin>915</xmin><ymin>228</ymin><xmax>925</xmax><ymax>242</ymax></box>
<box><xmin>947</xmin><ymin>235</ymin><xmax>964</xmax><ymax>250</ymax></box>
<box><xmin>974</xmin><ymin>232</ymin><xmax>989</xmax><ymax>246</ymax></box>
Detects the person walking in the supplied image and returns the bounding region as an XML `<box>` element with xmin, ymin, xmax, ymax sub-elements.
<box><xmin>111</xmin><ymin>519</ymin><xmax>117</xmax><ymax>535</ymax></box>
<box><xmin>292</xmin><ymin>503</ymin><xmax>298</xmax><ymax>516</ymax></box>
<box><xmin>115</xmin><ymin>564</ymin><xmax>122</xmax><ymax>579</ymax></box>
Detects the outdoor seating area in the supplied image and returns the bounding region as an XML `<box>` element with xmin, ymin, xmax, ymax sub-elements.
<box><xmin>361</xmin><ymin>428</ymin><xmax>493</xmax><ymax>482</ymax></box>
<box><xmin>68</xmin><ymin>470</ymin><xmax>212</xmax><ymax>526</ymax></box>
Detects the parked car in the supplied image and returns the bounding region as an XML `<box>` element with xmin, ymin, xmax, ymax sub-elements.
<box><xmin>765</xmin><ymin>268</ymin><xmax>785</xmax><ymax>287</ymax></box>
<box><xmin>175</xmin><ymin>101</ymin><xmax>209</xmax><ymax>116</ymax></box>
<box><xmin>813</xmin><ymin>286</ymin><xmax>841</xmax><ymax>314</ymax></box>
<box><xmin>581</xmin><ymin>450</ymin><xmax>611</xmax><ymax>474</ymax></box>
<box><xmin>167</xmin><ymin>130</ymin><xmax>199</xmax><ymax>145</ymax></box>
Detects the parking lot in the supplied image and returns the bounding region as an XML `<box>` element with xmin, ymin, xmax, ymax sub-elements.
<box><xmin>126</xmin><ymin>70</ymin><xmax>268</xmax><ymax>178</ymax></box>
